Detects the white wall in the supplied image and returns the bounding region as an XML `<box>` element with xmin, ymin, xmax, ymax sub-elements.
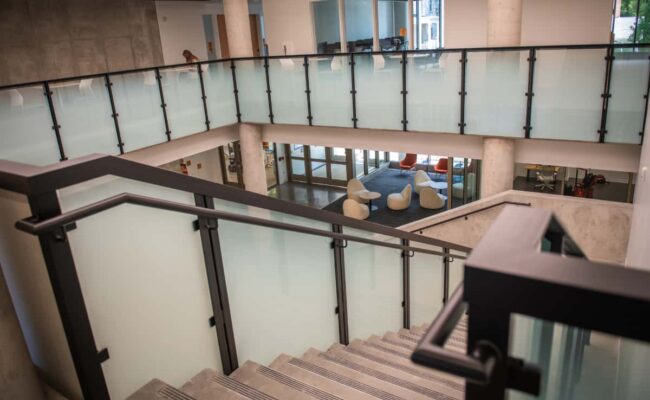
<box><xmin>444</xmin><ymin>0</ymin><xmax>612</xmax><ymax>48</ymax></box>
<box><xmin>263</xmin><ymin>0</ymin><xmax>317</xmax><ymax>55</ymax></box>
<box><xmin>159</xmin><ymin>148</ymin><xmax>224</xmax><ymax>184</ymax></box>
<box><xmin>626</xmin><ymin>112</ymin><xmax>650</xmax><ymax>269</ymax></box>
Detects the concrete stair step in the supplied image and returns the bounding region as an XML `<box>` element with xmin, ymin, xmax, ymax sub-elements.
<box><xmin>127</xmin><ymin>379</ymin><xmax>196</xmax><ymax>400</ymax></box>
<box><xmin>230</xmin><ymin>361</ymin><xmax>318</xmax><ymax>400</ymax></box>
<box><xmin>345</xmin><ymin>340</ymin><xmax>464</xmax><ymax>391</ymax></box>
<box><xmin>302</xmin><ymin>348</ymin><xmax>438</xmax><ymax>400</ymax></box>
<box><xmin>384</xmin><ymin>332</ymin><xmax>466</xmax><ymax>354</ymax></box>
<box><xmin>269</xmin><ymin>353</ymin><xmax>379</xmax><ymax>400</ymax></box>
<box><xmin>181</xmin><ymin>369</ymin><xmax>272</xmax><ymax>400</ymax></box>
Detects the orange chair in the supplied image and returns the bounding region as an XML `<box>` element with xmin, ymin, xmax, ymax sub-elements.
<box><xmin>434</xmin><ymin>158</ymin><xmax>448</xmax><ymax>176</ymax></box>
<box><xmin>399</xmin><ymin>153</ymin><xmax>417</xmax><ymax>174</ymax></box>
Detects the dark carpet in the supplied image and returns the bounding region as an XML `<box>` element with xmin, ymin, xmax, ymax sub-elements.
<box><xmin>323</xmin><ymin>168</ymin><xmax>451</xmax><ymax>227</ymax></box>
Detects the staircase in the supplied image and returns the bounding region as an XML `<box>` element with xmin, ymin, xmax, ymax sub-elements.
<box><xmin>128</xmin><ymin>319</ymin><xmax>467</xmax><ymax>400</ymax></box>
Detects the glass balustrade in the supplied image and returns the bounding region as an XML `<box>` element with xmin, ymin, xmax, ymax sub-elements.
<box><xmin>409</xmin><ymin>243</ymin><xmax>444</xmax><ymax>326</ymax></box>
<box><xmin>1</xmin><ymin>46</ymin><xmax>649</xmax><ymax>166</ymax></box>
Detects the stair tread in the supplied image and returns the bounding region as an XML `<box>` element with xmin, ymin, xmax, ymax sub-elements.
<box><xmin>384</xmin><ymin>332</ymin><xmax>466</xmax><ymax>353</ymax></box>
<box><xmin>127</xmin><ymin>379</ymin><xmax>196</xmax><ymax>400</ymax></box>
<box><xmin>326</xmin><ymin>344</ymin><xmax>462</xmax><ymax>398</ymax></box>
<box><xmin>303</xmin><ymin>348</ymin><xmax>460</xmax><ymax>400</ymax></box>
<box><xmin>231</xmin><ymin>361</ymin><xmax>317</xmax><ymax>400</ymax></box>
<box><xmin>181</xmin><ymin>369</ymin><xmax>273</xmax><ymax>400</ymax></box>
<box><xmin>270</xmin><ymin>353</ymin><xmax>381</xmax><ymax>400</ymax></box>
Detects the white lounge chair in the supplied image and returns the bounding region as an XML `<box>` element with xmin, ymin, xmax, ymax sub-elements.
<box><xmin>419</xmin><ymin>187</ymin><xmax>445</xmax><ymax>209</ymax></box>
<box><xmin>342</xmin><ymin>199</ymin><xmax>369</xmax><ymax>220</ymax></box>
<box><xmin>387</xmin><ymin>184</ymin><xmax>412</xmax><ymax>211</ymax></box>
<box><xmin>347</xmin><ymin>178</ymin><xmax>370</xmax><ymax>203</ymax></box>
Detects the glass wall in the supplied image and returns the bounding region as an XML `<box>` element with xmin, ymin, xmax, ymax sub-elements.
<box><xmin>614</xmin><ymin>0</ymin><xmax>650</xmax><ymax>44</ymax></box>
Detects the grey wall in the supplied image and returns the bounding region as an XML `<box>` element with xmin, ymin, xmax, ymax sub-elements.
<box><xmin>0</xmin><ymin>0</ymin><xmax>164</xmax><ymax>86</ymax></box>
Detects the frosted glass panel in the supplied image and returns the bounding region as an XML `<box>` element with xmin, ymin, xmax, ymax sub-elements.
<box><xmin>410</xmin><ymin>244</ymin><xmax>444</xmax><ymax>327</ymax></box>
<box><xmin>235</xmin><ymin>59</ymin><xmax>269</xmax><ymax>123</ymax></box>
<box><xmin>408</xmin><ymin>52</ymin><xmax>461</xmax><ymax>133</ymax></box>
<box><xmin>50</xmin><ymin>78</ymin><xmax>119</xmax><ymax>158</ymax></box>
<box><xmin>310</xmin><ymin>55</ymin><xmax>353</xmax><ymax>127</ymax></box>
<box><xmin>160</xmin><ymin>66</ymin><xmax>205</xmax><ymax>138</ymax></box>
<box><xmin>465</xmin><ymin>51</ymin><xmax>528</xmax><ymax>137</ymax></box>
<box><xmin>606</xmin><ymin>50</ymin><xmax>650</xmax><ymax>144</ymax></box>
<box><xmin>59</xmin><ymin>177</ymin><xmax>220</xmax><ymax>400</ymax></box>
<box><xmin>356</xmin><ymin>54</ymin><xmax>402</xmax><ymax>130</ymax></box>
<box><xmin>215</xmin><ymin>200</ymin><xmax>338</xmax><ymax>365</ymax></box>
<box><xmin>449</xmin><ymin>252</ymin><xmax>465</xmax><ymax>294</ymax></box>
<box><xmin>0</xmin><ymin>84</ymin><xmax>61</xmax><ymax>165</ymax></box>
<box><xmin>344</xmin><ymin>228</ymin><xmax>402</xmax><ymax>340</ymax></box>
<box><xmin>269</xmin><ymin>57</ymin><xmax>309</xmax><ymax>125</ymax></box>
<box><xmin>110</xmin><ymin>72</ymin><xmax>167</xmax><ymax>152</ymax></box>
<box><xmin>532</xmin><ymin>49</ymin><xmax>606</xmax><ymax>142</ymax></box>
<box><xmin>204</xmin><ymin>62</ymin><xmax>238</xmax><ymax>128</ymax></box>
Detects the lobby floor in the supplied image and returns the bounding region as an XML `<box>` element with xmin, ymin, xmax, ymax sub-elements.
<box><xmin>268</xmin><ymin>181</ymin><xmax>347</xmax><ymax>209</ymax></box>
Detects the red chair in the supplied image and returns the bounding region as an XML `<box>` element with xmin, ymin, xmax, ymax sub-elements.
<box><xmin>434</xmin><ymin>158</ymin><xmax>448</xmax><ymax>176</ymax></box>
<box><xmin>399</xmin><ymin>153</ymin><xmax>417</xmax><ymax>174</ymax></box>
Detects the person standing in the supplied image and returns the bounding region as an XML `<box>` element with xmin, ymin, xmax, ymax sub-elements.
<box><xmin>182</xmin><ymin>49</ymin><xmax>199</xmax><ymax>63</ymax></box>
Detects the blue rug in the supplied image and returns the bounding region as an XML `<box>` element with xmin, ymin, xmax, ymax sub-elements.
<box><xmin>323</xmin><ymin>168</ymin><xmax>450</xmax><ymax>227</ymax></box>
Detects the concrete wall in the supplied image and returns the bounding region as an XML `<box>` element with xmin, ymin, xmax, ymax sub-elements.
<box><xmin>404</xmin><ymin>190</ymin><xmax>633</xmax><ymax>264</ymax></box>
<box><xmin>444</xmin><ymin>0</ymin><xmax>612</xmax><ymax>48</ymax></box>
<box><xmin>0</xmin><ymin>0</ymin><xmax>164</xmax><ymax>86</ymax></box>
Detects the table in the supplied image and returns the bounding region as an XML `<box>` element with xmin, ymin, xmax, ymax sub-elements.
<box><xmin>416</xmin><ymin>181</ymin><xmax>447</xmax><ymax>193</ymax></box>
<box><xmin>358</xmin><ymin>191</ymin><xmax>381</xmax><ymax>211</ymax></box>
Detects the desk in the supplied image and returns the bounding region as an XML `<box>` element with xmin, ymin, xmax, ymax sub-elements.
<box><xmin>358</xmin><ymin>191</ymin><xmax>381</xmax><ymax>211</ymax></box>
<box><xmin>417</xmin><ymin>181</ymin><xmax>447</xmax><ymax>192</ymax></box>
<box><xmin>526</xmin><ymin>165</ymin><xmax>560</xmax><ymax>181</ymax></box>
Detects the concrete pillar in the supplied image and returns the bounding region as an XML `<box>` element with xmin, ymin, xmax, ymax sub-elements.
<box><xmin>486</xmin><ymin>0</ymin><xmax>523</xmax><ymax>47</ymax></box>
<box><xmin>338</xmin><ymin>0</ymin><xmax>347</xmax><ymax>53</ymax></box>
<box><xmin>407</xmin><ymin>0</ymin><xmax>414</xmax><ymax>49</ymax></box>
<box><xmin>371</xmin><ymin>0</ymin><xmax>380</xmax><ymax>51</ymax></box>
<box><xmin>239</xmin><ymin>124</ymin><xmax>267</xmax><ymax>194</ymax></box>
<box><xmin>481</xmin><ymin>138</ymin><xmax>515</xmax><ymax>198</ymax></box>
<box><xmin>223</xmin><ymin>0</ymin><xmax>267</xmax><ymax>194</ymax></box>
<box><xmin>0</xmin><ymin>265</ymin><xmax>45</xmax><ymax>400</ymax></box>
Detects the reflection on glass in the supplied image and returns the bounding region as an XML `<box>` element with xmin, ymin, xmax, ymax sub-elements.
<box><xmin>332</xmin><ymin>147</ymin><xmax>347</xmax><ymax>162</ymax></box>
<box><xmin>291</xmin><ymin>158</ymin><xmax>306</xmax><ymax>176</ymax></box>
<box><xmin>331</xmin><ymin>163</ymin><xmax>347</xmax><ymax>181</ymax></box>
<box><xmin>311</xmin><ymin>161</ymin><xmax>327</xmax><ymax>178</ymax></box>
<box><xmin>291</xmin><ymin>144</ymin><xmax>305</xmax><ymax>158</ymax></box>
<box><xmin>354</xmin><ymin>149</ymin><xmax>365</xmax><ymax>177</ymax></box>
<box><xmin>310</xmin><ymin>145</ymin><xmax>326</xmax><ymax>160</ymax></box>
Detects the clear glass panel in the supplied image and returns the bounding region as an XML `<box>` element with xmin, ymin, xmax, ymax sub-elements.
<box><xmin>378</xmin><ymin>1</ymin><xmax>408</xmax><ymax>50</ymax></box>
<box><xmin>451</xmin><ymin>158</ymin><xmax>465</xmax><ymax>208</ymax></box>
<box><xmin>290</xmin><ymin>144</ymin><xmax>306</xmax><ymax>158</ymax></box>
<box><xmin>160</xmin><ymin>66</ymin><xmax>205</xmax><ymax>138</ymax></box>
<box><xmin>344</xmin><ymin>228</ymin><xmax>402</xmax><ymax>340</ymax></box>
<box><xmin>313</xmin><ymin>0</ymin><xmax>340</xmax><ymax>53</ymax></box>
<box><xmin>509</xmin><ymin>314</ymin><xmax>650</xmax><ymax>400</ymax></box>
<box><xmin>0</xmin><ymin>84</ymin><xmax>61</xmax><ymax>165</ymax></box>
<box><xmin>311</xmin><ymin>161</ymin><xmax>327</xmax><ymax>178</ymax></box>
<box><xmin>291</xmin><ymin>158</ymin><xmax>306</xmax><ymax>176</ymax></box>
<box><xmin>606</xmin><ymin>48</ymin><xmax>650</xmax><ymax>144</ymax></box>
<box><xmin>331</xmin><ymin>163</ymin><xmax>347</xmax><ymax>181</ymax></box>
<box><xmin>213</xmin><ymin>200</ymin><xmax>339</xmax><ymax>365</ymax></box>
<box><xmin>110</xmin><ymin>71</ymin><xmax>167</xmax><ymax>152</ymax></box>
<box><xmin>356</xmin><ymin>53</ymin><xmax>402</xmax><ymax>130</ymax></box>
<box><xmin>310</xmin><ymin>145</ymin><xmax>326</xmax><ymax>159</ymax></box>
<box><xmin>204</xmin><ymin>62</ymin><xmax>238</xmax><ymax>128</ymax></box>
<box><xmin>332</xmin><ymin>147</ymin><xmax>347</xmax><ymax>162</ymax></box>
<box><xmin>235</xmin><ymin>59</ymin><xmax>269</xmax><ymax>123</ymax></box>
<box><xmin>309</xmin><ymin>55</ymin><xmax>353</xmax><ymax>127</ymax></box>
<box><xmin>354</xmin><ymin>149</ymin><xmax>365</xmax><ymax>177</ymax></box>
<box><xmin>465</xmin><ymin>51</ymin><xmax>528</xmax><ymax>137</ymax></box>
<box><xmin>50</xmin><ymin>78</ymin><xmax>119</xmax><ymax>158</ymax></box>
<box><xmin>410</xmin><ymin>243</ymin><xmax>444</xmax><ymax>327</ymax></box>
<box><xmin>408</xmin><ymin>52</ymin><xmax>461</xmax><ymax>133</ymax></box>
<box><xmin>269</xmin><ymin>57</ymin><xmax>309</xmax><ymax>125</ymax></box>
<box><xmin>59</xmin><ymin>177</ymin><xmax>220</xmax><ymax>399</ymax></box>
<box><xmin>532</xmin><ymin>49</ymin><xmax>606</xmax><ymax>142</ymax></box>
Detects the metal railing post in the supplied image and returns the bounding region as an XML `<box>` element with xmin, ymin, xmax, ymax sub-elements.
<box><xmin>104</xmin><ymin>74</ymin><xmax>125</xmax><ymax>154</ymax></box>
<box><xmin>524</xmin><ymin>48</ymin><xmax>536</xmax><ymax>139</ymax></box>
<box><xmin>401</xmin><ymin>51</ymin><xmax>408</xmax><ymax>131</ymax></box>
<box><xmin>459</xmin><ymin>50</ymin><xmax>468</xmax><ymax>134</ymax></box>
<box><xmin>402</xmin><ymin>239</ymin><xmax>411</xmax><ymax>329</ymax></box>
<box><xmin>263</xmin><ymin>57</ymin><xmax>274</xmax><ymax>124</ymax></box>
<box><xmin>598</xmin><ymin>46</ymin><xmax>615</xmax><ymax>143</ymax></box>
<box><xmin>194</xmin><ymin>194</ymin><xmax>239</xmax><ymax>374</ymax></box>
<box><xmin>304</xmin><ymin>55</ymin><xmax>313</xmax><ymax>126</ymax></box>
<box><xmin>196</xmin><ymin>63</ymin><xmax>211</xmax><ymax>131</ymax></box>
<box><xmin>640</xmin><ymin>55</ymin><xmax>650</xmax><ymax>146</ymax></box>
<box><xmin>43</xmin><ymin>81</ymin><xmax>67</xmax><ymax>161</ymax></box>
<box><xmin>332</xmin><ymin>224</ymin><xmax>349</xmax><ymax>344</ymax></box>
<box><xmin>230</xmin><ymin>60</ymin><xmax>242</xmax><ymax>123</ymax></box>
<box><xmin>28</xmin><ymin>191</ymin><xmax>109</xmax><ymax>399</ymax></box>
<box><xmin>442</xmin><ymin>248</ymin><xmax>450</xmax><ymax>304</ymax></box>
<box><xmin>154</xmin><ymin>68</ymin><xmax>172</xmax><ymax>141</ymax></box>
<box><xmin>349</xmin><ymin>54</ymin><xmax>358</xmax><ymax>128</ymax></box>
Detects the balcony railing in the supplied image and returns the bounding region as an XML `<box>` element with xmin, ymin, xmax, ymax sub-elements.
<box><xmin>1</xmin><ymin>44</ymin><xmax>649</xmax><ymax>167</ymax></box>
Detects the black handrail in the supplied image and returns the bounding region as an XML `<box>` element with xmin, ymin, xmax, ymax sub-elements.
<box><xmin>0</xmin><ymin>154</ymin><xmax>471</xmax><ymax>253</ymax></box>
<box><xmin>14</xmin><ymin>192</ymin><xmax>464</xmax><ymax>259</ymax></box>
<box><xmin>410</xmin><ymin>201</ymin><xmax>531</xmax><ymax>232</ymax></box>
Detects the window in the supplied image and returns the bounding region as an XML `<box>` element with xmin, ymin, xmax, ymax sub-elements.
<box><xmin>614</xmin><ymin>0</ymin><xmax>650</xmax><ymax>44</ymax></box>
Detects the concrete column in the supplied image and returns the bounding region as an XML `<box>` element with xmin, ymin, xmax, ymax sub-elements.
<box><xmin>407</xmin><ymin>0</ymin><xmax>414</xmax><ymax>49</ymax></box>
<box><xmin>223</xmin><ymin>0</ymin><xmax>267</xmax><ymax>194</ymax></box>
<box><xmin>239</xmin><ymin>124</ymin><xmax>267</xmax><ymax>194</ymax></box>
<box><xmin>223</xmin><ymin>0</ymin><xmax>253</xmax><ymax>58</ymax></box>
<box><xmin>338</xmin><ymin>0</ymin><xmax>347</xmax><ymax>53</ymax></box>
<box><xmin>371</xmin><ymin>0</ymin><xmax>380</xmax><ymax>51</ymax></box>
<box><xmin>486</xmin><ymin>0</ymin><xmax>523</xmax><ymax>47</ymax></box>
<box><xmin>0</xmin><ymin>266</ymin><xmax>45</xmax><ymax>400</ymax></box>
<box><xmin>481</xmin><ymin>138</ymin><xmax>515</xmax><ymax>198</ymax></box>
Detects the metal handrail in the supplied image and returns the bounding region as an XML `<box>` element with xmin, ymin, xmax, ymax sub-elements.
<box><xmin>15</xmin><ymin>192</ymin><xmax>465</xmax><ymax>259</ymax></box>
<box><xmin>0</xmin><ymin>155</ymin><xmax>471</xmax><ymax>253</ymax></box>
<box><xmin>410</xmin><ymin>201</ymin><xmax>532</xmax><ymax>232</ymax></box>
<box><xmin>2</xmin><ymin>42</ymin><xmax>649</xmax><ymax>91</ymax></box>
